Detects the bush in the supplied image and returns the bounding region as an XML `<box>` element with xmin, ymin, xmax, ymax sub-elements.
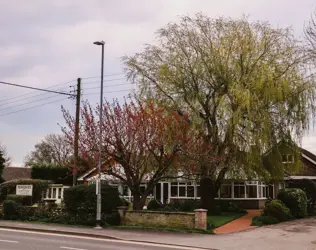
<box><xmin>63</xmin><ymin>184</ymin><xmax>122</xmax><ymax>215</ymax></box>
<box><xmin>7</xmin><ymin>195</ymin><xmax>32</xmax><ymax>206</ymax></box>
<box><xmin>0</xmin><ymin>179</ymin><xmax>50</xmax><ymax>203</ymax></box>
<box><xmin>147</xmin><ymin>199</ymin><xmax>163</xmax><ymax>210</ymax></box>
<box><xmin>31</xmin><ymin>165</ymin><xmax>73</xmax><ymax>185</ymax></box>
<box><xmin>278</xmin><ymin>188</ymin><xmax>308</xmax><ymax>218</ymax></box>
<box><xmin>252</xmin><ymin>215</ymin><xmax>279</xmax><ymax>226</ymax></box>
<box><xmin>263</xmin><ymin>199</ymin><xmax>292</xmax><ymax>222</ymax></box>
<box><xmin>3</xmin><ymin>200</ymin><xmax>22</xmax><ymax>220</ymax></box>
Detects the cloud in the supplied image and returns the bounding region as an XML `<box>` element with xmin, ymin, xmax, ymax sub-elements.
<box><xmin>0</xmin><ymin>0</ymin><xmax>315</xmax><ymax>165</ymax></box>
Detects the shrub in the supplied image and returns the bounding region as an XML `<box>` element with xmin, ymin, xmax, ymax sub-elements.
<box><xmin>278</xmin><ymin>188</ymin><xmax>308</xmax><ymax>218</ymax></box>
<box><xmin>289</xmin><ymin>179</ymin><xmax>316</xmax><ymax>214</ymax></box>
<box><xmin>31</xmin><ymin>165</ymin><xmax>73</xmax><ymax>185</ymax></box>
<box><xmin>6</xmin><ymin>195</ymin><xmax>32</xmax><ymax>206</ymax></box>
<box><xmin>63</xmin><ymin>184</ymin><xmax>122</xmax><ymax>215</ymax></box>
<box><xmin>147</xmin><ymin>199</ymin><xmax>163</xmax><ymax>210</ymax></box>
<box><xmin>263</xmin><ymin>199</ymin><xmax>292</xmax><ymax>222</ymax></box>
<box><xmin>0</xmin><ymin>179</ymin><xmax>50</xmax><ymax>203</ymax></box>
<box><xmin>3</xmin><ymin>200</ymin><xmax>22</xmax><ymax>220</ymax></box>
<box><xmin>252</xmin><ymin>215</ymin><xmax>279</xmax><ymax>226</ymax></box>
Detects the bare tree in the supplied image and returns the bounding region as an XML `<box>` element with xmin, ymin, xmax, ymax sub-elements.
<box><xmin>305</xmin><ymin>9</ymin><xmax>316</xmax><ymax>60</ymax></box>
<box><xmin>0</xmin><ymin>142</ymin><xmax>12</xmax><ymax>167</ymax></box>
<box><xmin>25</xmin><ymin>134</ymin><xmax>72</xmax><ymax>167</ymax></box>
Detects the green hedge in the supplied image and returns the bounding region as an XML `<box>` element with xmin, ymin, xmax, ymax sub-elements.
<box><xmin>31</xmin><ymin>165</ymin><xmax>72</xmax><ymax>185</ymax></box>
<box><xmin>6</xmin><ymin>195</ymin><xmax>32</xmax><ymax>206</ymax></box>
<box><xmin>252</xmin><ymin>215</ymin><xmax>279</xmax><ymax>226</ymax></box>
<box><xmin>278</xmin><ymin>188</ymin><xmax>308</xmax><ymax>218</ymax></box>
<box><xmin>63</xmin><ymin>184</ymin><xmax>123</xmax><ymax>215</ymax></box>
<box><xmin>0</xmin><ymin>179</ymin><xmax>51</xmax><ymax>203</ymax></box>
<box><xmin>2</xmin><ymin>200</ymin><xmax>22</xmax><ymax>220</ymax></box>
<box><xmin>263</xmin><ymin>199</ymin><xmax>292</xmax><ymax>222</ymax></box>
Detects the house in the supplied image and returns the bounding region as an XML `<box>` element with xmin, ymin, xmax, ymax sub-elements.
<box><xmin>2</xmin><ymin>167</ymin><xmax>32</xmax><ymax>181</ymax></box>
<box><xmin>77</xmin><ymin>144</ymin><xmax>316</xmax><ymax>209</ymax></box>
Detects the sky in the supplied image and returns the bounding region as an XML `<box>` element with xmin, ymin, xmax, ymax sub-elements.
<box><xmin>0</xmin><ymin>0</ymin><xmax>316</xmax><ymax>166</ymax></box>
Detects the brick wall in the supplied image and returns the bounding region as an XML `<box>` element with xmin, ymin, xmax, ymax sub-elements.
<box><xmin>123</xmin><ymin>210</ymin><xmax>195</xmax><ymax>228</ymax></box>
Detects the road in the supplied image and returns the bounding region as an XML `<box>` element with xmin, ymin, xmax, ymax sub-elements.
<box><xmin>0</xmin><ymin>228</ymin><xmax>207</xmax><ymax>250</ymax></box>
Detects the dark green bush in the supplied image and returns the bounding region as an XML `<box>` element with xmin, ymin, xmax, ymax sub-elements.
<box><xmin>63</xmin><ymin>184</ymin><xmax>122</xmax><ymax>215</ymax></box>
<box><xmin>0</xmin><ymin>179</ymin><xmax>50</xmax><ymax>203</ymax></box>
<box><xmin>3</xmin><ymin>200</ymin><xmax>22</xmax><ymax>220</ymax></box>
<box><xmin>289</xmin><ymin>179</ymin><xmax>316</xmax><ymax>214</ymax></box>
<box><xmin>147</xmin><ymin>199</ymin><xmax>163</xmax><ymax>210</ymax></box>
<box><xmin>103</xmin><ymin>212</ymin><xmax>121</xmax><ymax>226</ymax></box>
<box><xmin>31</xmin><ymin>165</ymin><xmax>72</xmax><ymax>185</ymax></box>
<box><xmin>7</xmin><ymin>195</ymin><xmax>32</xmax><ymax>206</ymax></box>
<box><xmin>263</xmin><ymin>199</ymin><xmax>292</xmax><ymax>222</ymax></box>
<box><xmin>278</xmin><ymin>188</ymin><xmax>308</xmax><ymax>218</ymax></box>
<box><xmin>252</xmin><ymin>215</ymin><xmax>279</xmax><ymax>226</ymax></box>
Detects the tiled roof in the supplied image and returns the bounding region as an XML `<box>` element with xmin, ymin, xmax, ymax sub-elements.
<box><xmin>2</xmin><ymin>167</ymin><xmax>32</xmax><ymax>181</ymax></box>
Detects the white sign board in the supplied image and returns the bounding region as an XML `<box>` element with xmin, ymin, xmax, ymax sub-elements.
<box><xmin>16</xmin><ymin>185</ymin><xmax>33</xmax><ymax>196</ymax></box>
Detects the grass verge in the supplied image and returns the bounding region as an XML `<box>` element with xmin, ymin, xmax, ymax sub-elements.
<box><xmin>207</xmin><ymin>212</ymin><xmax>246</xmax><ymax>228</ymax></box>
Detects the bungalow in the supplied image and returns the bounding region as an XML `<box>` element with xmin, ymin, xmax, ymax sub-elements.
<box><xmin>77</xmin><ymin>144</ymin><xmax>316</xmax><ymax>209</ymax></box>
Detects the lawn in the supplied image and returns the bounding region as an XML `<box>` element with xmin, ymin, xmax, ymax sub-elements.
<box><xmin>207</xmin><ymin>212</ymin><xmax>246</xmax><ymax>228</ymax></box>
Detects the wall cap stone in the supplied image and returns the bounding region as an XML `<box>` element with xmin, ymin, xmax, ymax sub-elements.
<box><xmin>194</xmin><ymin>209</ymin><xmax>207</xmax><ymax>212</ymax></box>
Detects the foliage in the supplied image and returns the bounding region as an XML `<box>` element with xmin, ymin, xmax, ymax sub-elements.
<box><xmin>63</xmin><ymin>184</ymin><xmax>122</xmax><ymax>214</ymax></box>
<box><xmin>6</xmin><ymin>195</ymin><xmax>32</xmax><ymax>206</ymax></box>
<box><xmin>31</xmin><ymin>165</ymin><xmax>72</xmax><ymax>185</ymax></box>
<box><xmin>251</xmin><ymin>215</ymin><xmax>279</xmax><ymax>226</ymax></box>
<box><xmin>25</xmin><ymin>134</ymin><xmax>72</xmax><ymax>167</ymax></box>
<box><xmin>263</xmin><ymin>199</ymin><xmax>292</xmax><ymax>222</ymax></box>
<box><xmin>147</xmin><ymin>199</ymin><xmax>163</xmax><ymax>210</ymax></box>
<box><xmin>215</xmin><ymin>200</ymin><xmax>246</xmax><ymax>214</ymax></box>
<box><xmin>124</xmin><ymin>13</ymin><xmax>316</xmax><ymax>209</ymax></box>
<box><xmin>2</xmin><ymin>200</ymin><xmax>22</xmax><ymax>220</ymax></box>
<box><xmin>0</xmin><ymin>179</ymin><xmax>51</xmax><ymax>203</ymax></box>
<box><xmin>62</xmin><ymin>98</ymin><xmax>215</xmax><ymax>210</ymax></box>
<box><xmin>304</xmin><ymin>9</ymin><xmax>316</xmax><ymax>62</ymax></box>
<box><xmin>0</xmin><ymin>142</ymin><xmax>12</xmax><ymax>168</ymax></box>
<box><xmin>0</xmin><ymin>151</ymin><xmax>5</xmax><ymax>184</ymax></box>
<box><xmin>278</xmin><ymin>188</ymin><xmax>308</xmax><ymax>218</ymax></box>
<box><xmin>288</xmin><ymin>179</ymin><xmax>316</xmax><ymax>214</ymax></box>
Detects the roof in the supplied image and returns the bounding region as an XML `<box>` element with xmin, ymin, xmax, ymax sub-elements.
<box><xmin>2</xmin><ymin>167</ymin><xmax>32</xmax><ymax>181</ymax></box>
<box><xmin>300</xmin><ymin>148</ymin><xmax>316</xmax><ymax>164</ymax></box>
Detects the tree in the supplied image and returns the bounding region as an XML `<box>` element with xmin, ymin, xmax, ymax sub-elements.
<box><xmin>0</xmin><ymin>150</ymin><xmax>5</xmax><ymax>183</ymax></box>
<box><xmin>0</xmin><ymin>142</ymin><xmax>12</xmax><ymax>168</ymax></box>
<box><xmin>62</xmin><ymin>98</ymin><xmax>213</xmax><ymax>210</ymax></box>
<box><xmin>124</xmin><ymin>14</ymin><xmax>316</xmax><ymax>209</ymax></box>
<box><xmin>305</xmin><ymin>9</ymin><xmax>316</xmax><ymax>61</ymax></box>
<box><xmin>25</xmin><ymin>134</ymin><xmax>72</xmax><ymax>167</ymax></box>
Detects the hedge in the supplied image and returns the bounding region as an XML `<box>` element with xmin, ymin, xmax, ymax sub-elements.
<box><xmin>0</xmin><ymin>179</ymin><xmax>51</xmax><ymax>203</ymax></box>
<box><xmin>6</xmin><ymin>194</ymin><xmax>32</xmax><ymax>206</ymax></box>
<box><xmin>252</xmin><ymin>215</ymin><xmax>279</xmax><ymax>226</ymax></box>
<box><xmin>63</xmin><ymin>184</ymin><xmax>123</xmax><ymax>215</ymax></box>
<box><xmin>31</xmin><ymin>165</ymin><xmax>72</xmax><ymax>185</ymax></box>
<box><xmin>263</xmin><ymin>199</ymin><xmax>292</xmax><ymax>222</ymax></box>
<box><xmin>278</xmin><ymin>188</ymin><xmax>308</xmax><ymax>218</ymax></box>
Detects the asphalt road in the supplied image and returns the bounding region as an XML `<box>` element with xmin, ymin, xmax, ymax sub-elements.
<box><xmin>0</xmin><ymin>228</ymin><xmax>205</xmax><ymax>250</ymax></box>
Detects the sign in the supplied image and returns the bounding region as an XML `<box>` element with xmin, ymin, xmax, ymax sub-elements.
<box><xmin>16</xmin><ymin>185</ymin><xmax>33</xmax><ymax>196</ymax></box>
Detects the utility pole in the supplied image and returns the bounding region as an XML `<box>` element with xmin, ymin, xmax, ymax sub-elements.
<box><xmin>73</xmin><ymin>78</ymin><xmax>81</xmax><ymax>186</ymax></box>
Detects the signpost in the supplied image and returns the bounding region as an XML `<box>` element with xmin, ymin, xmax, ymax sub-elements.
<box><xmin>16</xmin><ymin>185</ymin><xmax>33</xmax><ymax>196</ymax></box>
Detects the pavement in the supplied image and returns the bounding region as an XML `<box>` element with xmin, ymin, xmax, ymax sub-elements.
<box><xmin>215</xmin><ymin>210</ymin><xmax>261</xmax><ymax>234</ymax></box>
<box><xmin>1</xmin><ymin>218</ymin><xmax>316</xmax><ymax>250</ymax></box>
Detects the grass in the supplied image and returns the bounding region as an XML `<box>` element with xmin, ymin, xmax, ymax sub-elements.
<box><xmin>111</xmin><ymin>225</ymin><xmax>214</xmax><ymax>234</ymax></box>
<box><xmin>207</xmin><ymin>212</ymin><xmax>246</xmax><ymax>228</ymax></box>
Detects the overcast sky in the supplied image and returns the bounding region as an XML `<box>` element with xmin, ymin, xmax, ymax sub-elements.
<box><xmin>0</xmin><ymin>0</ymin><xmax>316</xmax><ymax>166</ymax></box>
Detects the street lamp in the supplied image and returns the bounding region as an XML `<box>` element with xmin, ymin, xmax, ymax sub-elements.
<box><xmin>93</xmin><ymin>40</ymin><xmax>105</xmax><ymax>229</ymax></box>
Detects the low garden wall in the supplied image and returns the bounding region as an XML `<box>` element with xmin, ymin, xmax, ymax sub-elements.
<box><xmin>117</xmin><ymin>207</ymin><xmax>207</xmax><ymax>230</ymax></box>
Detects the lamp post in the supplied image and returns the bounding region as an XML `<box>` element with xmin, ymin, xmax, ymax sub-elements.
<box><xmin>93</xmin><ymin>40</ymin><xmax>105</xmax><ymax>229</ymax></box>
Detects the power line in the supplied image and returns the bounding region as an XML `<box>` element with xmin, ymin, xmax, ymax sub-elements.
<box><xmin>0</xmin><ymin>86</ymin><xmax>74</xmax><ymax>107</ymax></box>
<box><xmin>0</xmin><ymin>81</ymin><xmax>76</xmax><ymax>97</ymax></box>
<box><xmin>83</xmin><ymin>89</ymin><xmax>135</xmax><ymax>96</ymax></box>
<box><xmin>0</xmin><ymin>93</ymin><xmax>70</xmax><ymax>112</ymax></box>
<box><xmin>81</xmin><ymin>73</ymin><xmax>125</xmax><ymax>80</ymax></box>
<box><xmin>0</xmin><ymin>97</ymin><xmax>71</xmax><ymax>117</ymax></box>
<box><xmin>0</xmin><ymin>79</ymin><xmax>76</xmax><ymax>103</ymax></box>
<box><xmin>82</xmin><ymin>77</ymin><xmax>126</xmax><ymax>84</ymax></box>
<box><xmin>83</xmin><ymin>82</ymin><xmax>132</xmax><ymax>91</ymax></box>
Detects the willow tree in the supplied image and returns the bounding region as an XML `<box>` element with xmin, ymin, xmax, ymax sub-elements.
<box><xmin>305</xmin><ymin>9</ymin><xmax>316</xmax><ymax>61</ymax></box>
<box><xmin>124</xmin><ymin>14</ymin><xmax>316</xmax><ymax>209</ymax></box>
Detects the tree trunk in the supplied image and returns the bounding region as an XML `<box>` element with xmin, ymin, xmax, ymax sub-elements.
<box><xmin>200</xmin><ymin>177</ymin><xmax>218</xmax><ymax>214</ymax></box>
<box><xmin>132</xmin><ymin>193</ymin><xmax>147</xmax><ymax>210</ymax></box>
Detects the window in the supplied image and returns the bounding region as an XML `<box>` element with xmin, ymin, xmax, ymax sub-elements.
<box><xmin>187</xmin><ymin>186</ymin><xmax>195</xmax><ymax>197</ymax></box>
<box><xmin>179</xmin><ymin>186</ymin><xmax>186</xmax><ymax>197</ymax></box>
<box><xmin>234</xmin><ymin>183</ymin><xmax>245</xmax><ymax>198</ymax></box>
<box><xmin>246</xmin><ymin>185</ymin><xmax>257</xmax><ymax>198</ymax></box>
<box><xmin>123</xmin><ymin>186</ymin><xmax>129</xmax><ymax>196</ymax></box>
<box><xmin>220</xmin><ymin>184</ymin><xmax>232</xmax><ymax>198</ymax></box>
<box><xmin>282</xmin><ymin>154</ymin><xmax>294</xmax><ymax>163</ymax></box>
<box><xmin>58</xmin><ymin>188</ymin><xmax>62</xmax><ymax>199</ymax></box>
<box><xmin>170</xmin><ymin>182</ymin><xmax>198</xmax><ymax>198</ymax></box>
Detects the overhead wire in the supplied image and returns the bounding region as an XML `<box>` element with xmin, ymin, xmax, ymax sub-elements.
<box><xmin>81</xmin><ymin>73</ymin><xmax>125</xmax><ymax>80</ymax></box>
<box><xmin>82</xmin><ymin>77</ymin><xmax>126</xmax><ymax>84</ymax></box>
<box><xmin>82</xmin><ymin>89</ymin><xmax>135</xmax><ymax>96</ymax></box>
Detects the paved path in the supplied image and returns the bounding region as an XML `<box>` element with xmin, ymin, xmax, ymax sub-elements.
<box><xmin>215</xmin><ymin>210</ymin><xmax>261</xmax><ymax>234</ymax></box>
